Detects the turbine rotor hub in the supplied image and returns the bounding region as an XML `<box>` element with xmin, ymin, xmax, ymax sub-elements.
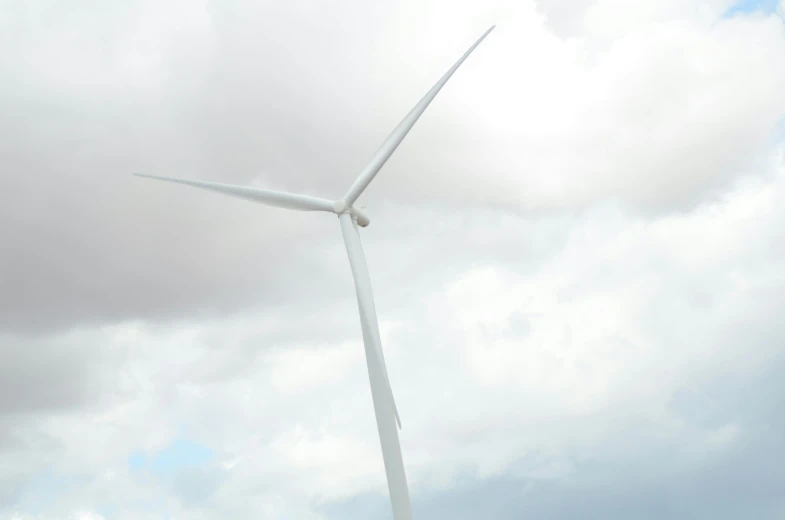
<box><xmin>332</xmin><ymin>199</ymin><xmax>349</xmax><ymax>214</ymax></box>
<box><xmin>332</xmin><ymin>199</ymin><xmax>370</xmax><ymax>227</ymax></box>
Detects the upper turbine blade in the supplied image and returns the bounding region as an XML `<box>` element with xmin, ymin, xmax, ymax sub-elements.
<box><xmin>133</xmin><ymin>173</ymin><xmax>334</xmax><ymax>212</ymax></box>
<box><xmin>343</xmin><ymin>25</ymin><xmax>496</xmax><ymax>206</ymax></box>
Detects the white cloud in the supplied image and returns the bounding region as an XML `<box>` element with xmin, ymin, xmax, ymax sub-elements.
<box><xmin>3</xmin><ymin>0</ymin><xmax>785</xmax><ymax>518</ymax></box>
<box><xmin>384</xmin><ymin>2</ymin><xmax>785</xmax><ymax>213</ymax></box>
<box><xmin>13</xmin><ymin>143</ymin><xmax>783</xmax><ymax>517</ymax></box>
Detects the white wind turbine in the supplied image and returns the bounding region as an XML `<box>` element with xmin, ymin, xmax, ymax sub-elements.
<box><xmin>135</xmin><ymin>25</ymin><xmax>495</xmax><ymax>520</ymax></box>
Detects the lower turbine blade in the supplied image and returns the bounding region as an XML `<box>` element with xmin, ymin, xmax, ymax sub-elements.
<box><xmin>133</xmin><ymin>173</ymin><xmax>334</xmax><ymax>212</ymax></box>
<box><xmin>339</xmin><ymin>213</ymin><xmax>412</xmax><ymax>520</ymax></box>
<box><xmin>350</xmin><ymin>218</ymin><xmax>402</xmax><ymax>429</ymax></box>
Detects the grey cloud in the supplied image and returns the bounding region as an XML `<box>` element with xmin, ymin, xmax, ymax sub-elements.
<box><xmin>0</xmin><ymin>425</ymin><xmax>63</xmax><ymax>509</ymax></box>
<box><xmin>0</xmin><ymin>327</ymin><xmax>128</xmax><ymax>511</ymax></box>
<box><xmin>175</xmin><ymin>300</ymin><xmax>366</xmax><ymax>385</ymax></box>
<box><xmin>4</xmin><ymin>0</ymin><xmax>783</xmax><ymax>338</ymax></box>
<box><xmin>171</xmin><ymin>469</ymin><xmax>227</xmax><ymax>506</ymax></box>
<box><xmin>0</xmin><ymin>329</ymin><xmax>125</xmax><ymax>416</ymax></box>
<box><xmin>3</xmin><ymin>170</ymin><xmax>784</xmax><ymax>517</ymax></box>
<box><xmin>323</xmin><ymin>349</ymin><xmax>785</xmax><ymax>519</ymax></box>
<box><xmin>2</xmin><ymin>3</ymin><xmax>785</xmax><ymax>518</ymax></box>
<box><xmin>0</xmin><ymin>476</ymin><xmax>21</xmax><ymax>509</ymax></box>
<box><xmin>0</xmin><ymin>0</ymin><xmax>415</xmax><ymax>336</ymax></box>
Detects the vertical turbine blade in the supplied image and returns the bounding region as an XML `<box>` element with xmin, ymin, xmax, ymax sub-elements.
<box><xmin>349</xmin><ymin>217</ymin><xmax>402</xmax><ymax>429</ymax></box>
<box><xmin>339</xmin><ymin>213</ymin><xmax>411</xmax><ymax>520</ymax></box>
<box><xmin>343</xmin><ymin>25</ymin><xmax>495</xmax><ymax>206</ymax></box>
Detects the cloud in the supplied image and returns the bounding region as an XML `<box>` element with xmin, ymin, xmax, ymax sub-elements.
<box><xmin>5</xmin><ymin>144</ymin><xmax>784</xmax><ymax>517</ymax></box>
<box><xmin>0</xmin><ymin>328</ymin><xmax>127</xmax><ymax>417</ymax></box>
<box><xmin>2</xmin><ymin>0</ymin><xmax>785</xmax><ymax>518</ymax></box>
<box><xmin>3</xmin><ymin>0</ymin><xmax>785</xmax><ymax>336</ymax></box>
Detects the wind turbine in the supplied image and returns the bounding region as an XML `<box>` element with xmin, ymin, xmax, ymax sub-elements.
<box><xmin>134</xmin><ymin>25</ymin><xmax>495</xmax><ymax>520</ymax></box>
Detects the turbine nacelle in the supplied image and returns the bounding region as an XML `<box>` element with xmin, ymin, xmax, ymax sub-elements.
<box><xmin>333</xmin><ymin>199</ymin><xmax>370</xmax><ymax>227</ymax></box>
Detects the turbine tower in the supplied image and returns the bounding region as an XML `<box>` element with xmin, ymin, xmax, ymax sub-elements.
<box><xmin>135</xmin><ymin>25</ymin><xmax>495</xmax><ymax>520</ymax></box>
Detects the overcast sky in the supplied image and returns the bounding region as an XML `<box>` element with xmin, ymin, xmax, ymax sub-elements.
<box><xmin>2</xmin><ymin>0</ymin><xmax>785</xmax><ymax>518</ymax></box>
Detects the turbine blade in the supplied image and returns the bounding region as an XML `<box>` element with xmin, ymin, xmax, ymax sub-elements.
<box><xmin>133</xmin><ymin>173</ymin><xmax>334</xmax><ymax>212</ymax></box>
<box><xmin>343</xmin><ymin>25</ymin><xmax>495</xmax><ymax>206</ymax></box>
<box><xmin>350</xmin><ymin>217</ymin><xmax>402</xmax><ymax>429</ymax></box>
<box><xmin>339</xmin><ymin>213</ymin><xmax>411</xmax><ymax>520</ymax></box>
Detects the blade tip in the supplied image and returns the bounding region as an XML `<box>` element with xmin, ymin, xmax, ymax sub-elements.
<box><xmin>479</xmin><ymin>25</ymin><xmax>496</xmax><ymax>41</ymax></box>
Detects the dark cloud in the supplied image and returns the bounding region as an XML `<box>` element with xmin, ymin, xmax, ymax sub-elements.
<box><xmin>0</xmin><ymin>0</ymin><xmax>419</xmax><ymax>336</ymax></box>
<box><xmin>0</xmin><ymin>329</ymin><xmax>125</xmax><ymax>416</ymax></box>
<box><xmin>4</xmin><ymin>0</ymin><xmax>783</xmax><ymax>338</ymax></box>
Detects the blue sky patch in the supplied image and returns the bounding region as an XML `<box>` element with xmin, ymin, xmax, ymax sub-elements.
<box><xmin>128</xmin><ymin>438</ymin><xmax>214</xmax><ymax>475</ymax></box>
<box><xmin>723</xmin><ymin>0</ymin><xmax>780</xmax><ymax>17</ymax></box>
<box><xmin>14</xmin><ymin>471</ymin><xmax>91</xmax><ymax>517</ymax></box>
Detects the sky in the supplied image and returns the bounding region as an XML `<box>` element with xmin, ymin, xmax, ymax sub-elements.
<box><xmin>1</xmin><ymin>0</ymin><xmax>785</xmax><ymax>518</ymax></box>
